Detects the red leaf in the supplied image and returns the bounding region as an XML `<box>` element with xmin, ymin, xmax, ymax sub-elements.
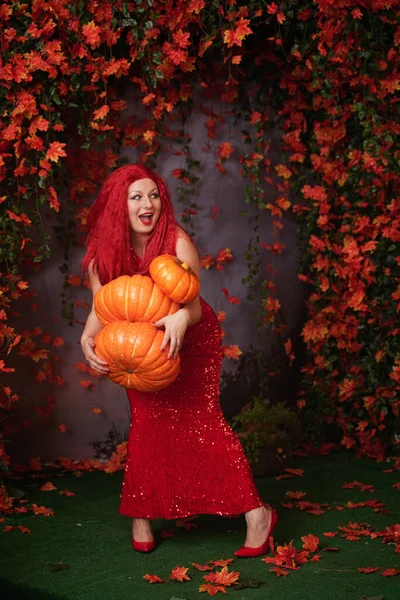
<box><xmin>210</xmin><ymin>559</ymin><xmax>233</xmax><ymax>567</ymax></box>
<box><xmin>192</xmin><ymin>562</ymin><xmax>215</xmax><ymax>571</ymax></box>
<box><xmin>358</xmin><ymin>567</ymin><xmax>380</xmax><ymax>574</ymax></box>
<box><xmin>143</xmin><ymin>574</ymin><xmax>164</xmax><ymax>583</ymax></box>
<box><xmin>381</xmin><ymin>568</ymin><xmax>400</xmax><ymax>577</ymax></box>
<box><xmin>199</xmin><ymin>583</ymin><xmax>227</xmax><ymax>595</ymax></box>
<box><xmin>170</xmin><ymin>566</ymin><xmax>190</xmax><ymax>582</ymax></box>
<box><xmin>270</xmin><ymin>567</ymin><xmax>289</xmax><ymax>577</ymax></box>
<box><xmin>301</xmin><ymin>534</ymin><xmax>319</xmax><ymax>552</ymax></box>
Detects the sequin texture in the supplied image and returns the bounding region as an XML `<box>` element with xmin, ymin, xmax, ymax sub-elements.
<box><xmin>119</xmin><ymin>297</ymin><xmax>264</xmax><ymax>519</ymax></box>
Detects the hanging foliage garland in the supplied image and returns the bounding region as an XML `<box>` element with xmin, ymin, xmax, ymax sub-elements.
<box><xmin>0</xmin><ymin>1</ymin><xmax>399</xmax><ymax>504</ymax></box>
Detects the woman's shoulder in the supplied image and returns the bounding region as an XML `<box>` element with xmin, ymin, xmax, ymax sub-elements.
<box><xmin>175</xmin><ymin>224</ymin><xmax>192</xmax><ymax>242</ymax></box>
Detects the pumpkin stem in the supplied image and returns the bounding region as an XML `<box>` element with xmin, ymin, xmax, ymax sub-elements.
<box><xmin>181</xmin><ymin>262</ymin><xmax>190</xmax><ymax>271</ymax></box>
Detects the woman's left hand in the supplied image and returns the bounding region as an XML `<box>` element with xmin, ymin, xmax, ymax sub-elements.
<box><xmin>152</xmin><ymin>310</ymin><xmax>189</xmax><ymax>359</ymax></box>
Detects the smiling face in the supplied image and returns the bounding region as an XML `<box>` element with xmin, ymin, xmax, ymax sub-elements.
<box><xmin>127</xmin><ymin>178</ymin><xmax>162</xmax><ymax>237</ymax></box>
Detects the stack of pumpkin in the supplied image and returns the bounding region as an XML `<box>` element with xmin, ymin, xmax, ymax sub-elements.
<box><xmin>93</xmin><ymin>255</ymin><xmax>200</xmax><ymax>392</ymax></box>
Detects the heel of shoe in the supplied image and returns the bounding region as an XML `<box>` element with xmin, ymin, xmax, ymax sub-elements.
<box><xmin>132</xmin><ymin>537</ymin><xmax>156</xmax><ymax>553</ymax></box>
<box><xmin>233</xmin><ymin>506</ymin><xmax>278</xmax><ymax>558</ymax></box>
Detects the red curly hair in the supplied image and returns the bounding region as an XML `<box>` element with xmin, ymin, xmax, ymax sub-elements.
<box><xmin>81</xmin><ymin>164</ymin><xmax>182</xmax><ymax>284</ymax></box>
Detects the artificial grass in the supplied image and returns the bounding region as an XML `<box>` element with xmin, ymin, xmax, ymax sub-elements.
<box><xmin>1</xmin><ymin>451</ymin><xmax>399</xmax><ymax>600</ymax></box>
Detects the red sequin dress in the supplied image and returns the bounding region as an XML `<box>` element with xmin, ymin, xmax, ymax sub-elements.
<box><xmin>118</xmin><ymin>297</ymin><xmax>264</xmax><ymax>519</ymax></box>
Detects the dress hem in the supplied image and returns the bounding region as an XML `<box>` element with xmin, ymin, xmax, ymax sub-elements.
<box><xmin>118</xmin><ymin>500</ymin><xmax>265</xmax><ymax>520</ymax></box>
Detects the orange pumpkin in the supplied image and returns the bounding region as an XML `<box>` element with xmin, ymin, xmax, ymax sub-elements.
<box><xmin>94</xmin><ymin>274</ymin><xmax>180</xmax><ymax>325</ymax></box>
<box><xmin>149</xmin><ymin>254</ymin><xmax>200</xmax><ymax>304</ymax></box>
<box><xmin>94</xmin><ymin>320</ymin><xmax>180</xmax><ymax>392</ymax></box>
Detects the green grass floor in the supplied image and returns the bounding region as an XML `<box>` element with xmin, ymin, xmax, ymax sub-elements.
<box><xmin>1</xmin><ymin>451</ymin><xmax>399</xmax><ymax>600</ymax></box>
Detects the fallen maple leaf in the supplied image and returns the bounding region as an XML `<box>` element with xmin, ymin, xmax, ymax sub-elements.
<box><xmin>192</xmin><ymin>562</ymin><xmax>215</xmax><ymax>571</ymax></box>
<box><xmin>30</xmin><ymin>504</ymin><xmax>55</xmax><ymax>516</ymax></box>
<box><xmin>270</xmin><ymin>567</ymin><xmax>289</xmax><ymax>577</ymax></box>
<box><xmin>301</xmin><ymin>534</ymin><xmax>319</xmax><ymax>552</ymax></box>
<box><xmin>381</xmin><ymin>568</ymin><xmax>400</xmax><ymax>576</ymax></box>
<box><xmin>323</xmin><ymin>532</ymin><xmax>338</xmax><ymax>538</ymax></box>
<box><xmin>59</xmin><ymin>489</ymin><xmax>75</xmax><ymax>497</ymax></box>
<box><xmin>358</xmin><ymin>567</ymin><xmax>380</xmax><ymax>574</ymax></box>
<box><xmin>170</xmin><ymin>566</ymin><xmax>190</xmax><ymax>582</ymax></box>
<box><xmin>17</xmin><ymin>525</ymin><xmax>30</xmax><ymax>534</ymax></box>
<box><xmin>199</xmin><ymin>583</ymin><xmax>227</xmax><ymax>595</ymax></box>
<box><xmin>40</xmin><ymin>482</ymin><xmax>57</xmax><ymax>491</ymax></box>
<box><xmin>310</xmin><ymin>554</ymin><xmax>321</xmax><ymax>562</ymax></box>
<box><xmin>143</xmin><ymin>574</ymin><xmax>164</xmax><ymax>583</ymax></box>
<box><xmin>204</xmin><ymin>566</ymin><xmax>239</xmax><ymax>586</ymax></box>
<box><xmin>209</xmin><ymin>559</ymin><xmax>234</xmax><ymax>567</ymax></box>
<box><xmin>285</xmin><ymin>490</ymin><xmax>307</xmax><ymax>500</ymax></box>
<box><xmin>322</xmin><ymin>547</ymin><xmax>340</xmax><ymax>552</ymax></box>
<box><xmin>285</xmin><ymin>468</ymin><xmax>304</xmax><ymax>476</ymax></box>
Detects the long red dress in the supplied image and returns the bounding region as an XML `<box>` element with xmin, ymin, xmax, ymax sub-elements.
<box><xmin>118</xmin><ymin>296</ymin><xmax>264</xmax><ymax>519</ymax></box>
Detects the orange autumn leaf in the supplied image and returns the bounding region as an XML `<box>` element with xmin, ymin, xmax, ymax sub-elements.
<box><xmin>302</xmin><ymin>321</ymin><xmax>329</xmax><ymax>343</ymax></box>
<box><xmin>358</xmin><ymin>567</ymin><xmax>380</xmax><ymax>574</ymax></box>
<box><xmin>48</xmin><ymin>186</ymin><xmax>60</xmax><ymax>213</ymax></box>
<box><xmin>270</xmin><ymin>567</ymin><xmax>289</xmax><ymax>577</ymax></box>
<box><xmin>275</xmin><ymin>164</ymin><xmax>292</xmax><ymax>179</ymax></box>
<box><xmin>3</xmin><ymin>526</ymin><xmax>16</xmax><ymax>532</ymax></box>
<box><xmin>204</xmin><ymin>566</ymin><xmax>239</xmax><ymax>586</ymax></box>
<box><xmin>40</xmin><ymin>482</ymin><xmax>57</xmax><ymax>491</ymax></box>
<box><xmin>285</xmin><ymin>468</ymin><xmax>304</xmax><ymax>477</ymax></box>
<box><xmin>93</xmin><ymin>105</ymin><xmax>110</xmax><ymax>121</ymax></box>
<box><xmin>199</xmin><ymin>583</ymin><xmax>227</xmax><ymax>595</ymax></box>
<box><xmin>223</xmin><ymin>18</ymin><xmax>252</xmax><ymax>48</ymax></box>
<box><xmin>192</xmin><ymin>562</ymin><xmax>215</xmax><ymax>571</ymax></box>
<box><xmin>143</xmin><ymin>574</ymin><xmax>164</xmax><ymax>583</ymax></box>
<box><xmin>67</xmin><ymin>274</ymin><xmax>82</xmax><ymax>286</ymax></box>
<box><xmin>217</xmin><ymin>142</ymin><xmax>234</xmax><ymax>160</ymax></box>
<box><xmin>200</xmin><ymin>254</ymin><xmax>215</xmax><ymax>269</ymax></box>
<box><xmin>59</xmin><ymin>489</ymin><xmax>75</xmax><ymax>497</ymax></box>
<box><xmin>30</xmin><ymin>504</ymin><xmax>55</xmax><ymax>516</ymax></box>
<box><xmin>210</xmin><ymin>559</ymin><xmax>234</xmax><ymax>567</ymax></box>
<box><xmin>45</xmin><ymin>141</ymin><xmax>67</xmax><ymax>163</ymax></box>
<box><xmin>381</xmin><ymin>568</ymin><xmax>400</xmax><ymax>576</ymax></box>
<box><xmin>82</xmin><ymin>21</ymin><xmax>101</xmax><ymax>47</ymax></box>
<box><xmin>221</xmin><ymin>288</ymin><xmax>240</xmax><ymax>305</ymax></box>
<box><xmin>170</xmin><ymin>566</ymin><xmax>190</xmax><ymax>582</ymax></box>
<box><xmin>323</xmin><ymin>532</ymin><xmax>338</xmax><ymax>538</ymax></box>
<box><xmin>52</xmin><ymin>337</ymin><xmax>64</xmax><ymax>348</ymax></box>
<box><xmin>301</xmin><ymin>534</ymin><xmax>319</xmax><ymax>552</ymax></box>
<box><xmin>17</xmin><ymin>525</ymin><xmax>31</xmax><ymax>534</ymax></box>
<box><xmin>92</xmin><ymin>408</ymin><xmax>102</xmax><ymax>415</ymax></box>
<box><xmin>217</xmin><ymin>311</ymin><xmax>226</xmax><ymax>323</ymax></box>
<box><xmin>310</xmin><ymin>554</ymin><xmax>321</xmax><ymax>562</ymax></box>
<box><xmin>80</xmin><ymin>380</ymin><xmax>95</xmax><ymax>389</ymax></box>
<box><xmin>223</xmin><ymin>345</ymin><xmax>242</xmax><ymax>360</ymax></box>
<box><xmin>285</xmin><ymin>490</ymin><xmax>306</xmax><ymax>500</ymax></box>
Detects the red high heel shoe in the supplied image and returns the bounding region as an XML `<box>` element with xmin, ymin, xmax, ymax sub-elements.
<box><xmin>233</xmin><ymin>504</ymin><xmax>278</xmax><ymax>558</ymax></box>
<box><xmin>132</xmin><ymin>537</ymin><xmax>156</xmax><ymax>553</ymax></box>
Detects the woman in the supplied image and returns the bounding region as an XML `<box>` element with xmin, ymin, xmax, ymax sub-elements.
<box><xmin>80</xmin><ymin>163</ymin><xmax>278</xmax><ymax>557</ymax></box>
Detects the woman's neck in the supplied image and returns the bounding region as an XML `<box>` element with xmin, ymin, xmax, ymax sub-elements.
<box><xmin>130</xmin><ymin>232</ymin><xmax>149</xmax><ymax>259</ymax></box>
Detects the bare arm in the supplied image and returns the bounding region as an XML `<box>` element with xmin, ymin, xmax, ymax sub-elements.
<box><xmin>80</xmin><ymin>262</ymin><xmax>108</xmax><ymax>374</ymax></box>
<box><xmin>174</xmin><ymin>235</ymin><xmax>202</xmax><ymax>326</ymax></box>
<box><xmin>153</xmin><ymin>235</ymin><xmax>202</xmax><ymax>358</ymax></box>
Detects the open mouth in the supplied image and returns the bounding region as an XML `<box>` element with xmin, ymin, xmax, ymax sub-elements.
<box><xmin>139</xmin><ymin>213</ymin><xmax>153</xmax><ymax>225</ymax></box>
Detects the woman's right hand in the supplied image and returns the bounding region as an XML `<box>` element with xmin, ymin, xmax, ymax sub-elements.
<box><xmin>81</xmin><ymin>336</ymin><xmax>109</xmax><ymax>375</ymax></box>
